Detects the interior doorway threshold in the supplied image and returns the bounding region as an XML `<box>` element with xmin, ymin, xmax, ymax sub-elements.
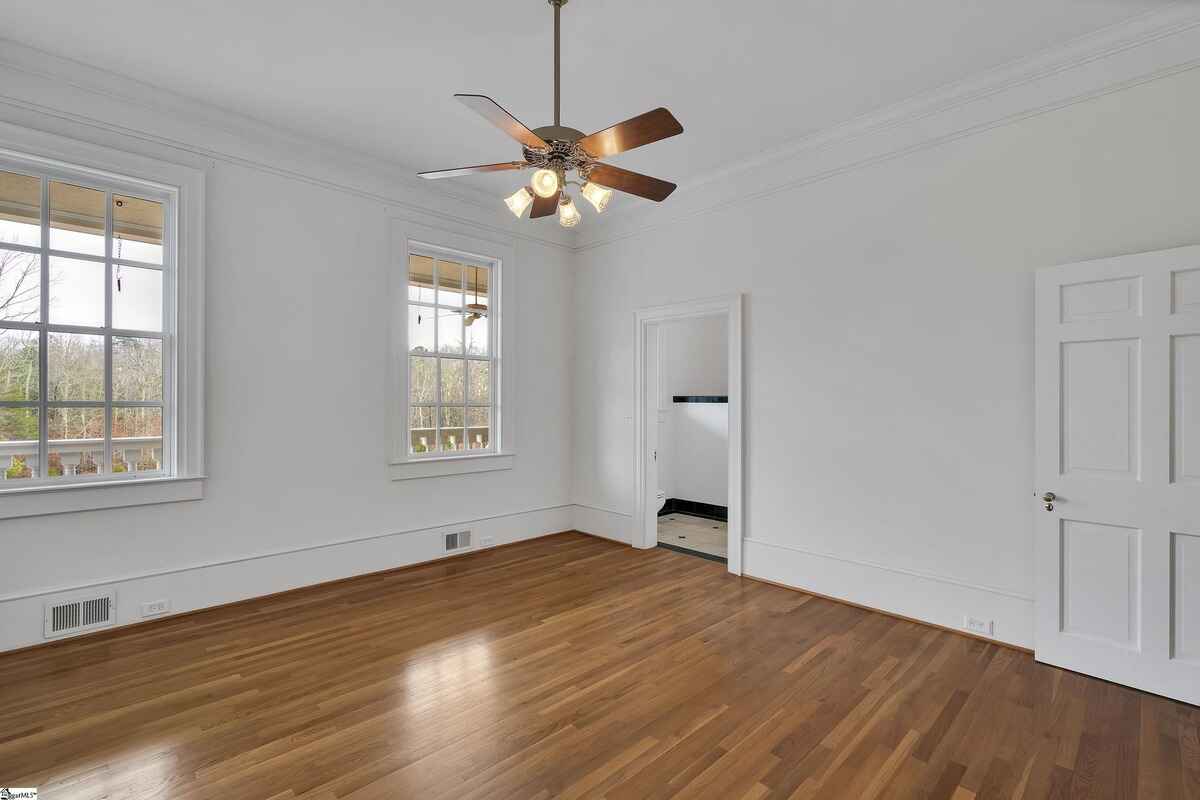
<box><xmin>657</xmin><ymin>542</ymin><xmax>728</xmax><ymax>565</ymax></box>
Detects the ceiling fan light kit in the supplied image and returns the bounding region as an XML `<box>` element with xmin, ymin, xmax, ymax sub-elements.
<box><xmin>504</xmin><ymin>186</ymin><xmax>535</xmax><ymax>216</ymax></box>
<box><xmin>418</xmin><ymin>0</ymin><xmax>684</xmax><ymax>228</ymax></box>
<box><xmin>558</xmin><ymin>195</ymin><xmax>581</xmax><ymax>227</ymax></box>
<box><xmin>580</xmin><ymin>181</ymin><xmax>612</xmax><ymax>213</ymax></box>
<box><xmin>530</xmin><ymin>167</ymin><xmax>561</xmax><ymax>199</ymax></box>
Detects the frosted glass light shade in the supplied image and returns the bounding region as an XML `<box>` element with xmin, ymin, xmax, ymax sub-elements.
<box><xmin>558</xmin><ymin>196</ymin><xmax>581</xmax><ymax>228</ymax></box>
<box><xmin>580</xmin><ymin>181</ymin><xmax>613</xmax><ymax>213</ymax></box>
<box><xmin>530</xmin><ymin>169</ymin><xmax>560</xmax><ymax>198</ymax></box>
<box><xmin>504</xmin><ymin>187</ymin><xmax>534</xmax><ymax>217</ymax></box>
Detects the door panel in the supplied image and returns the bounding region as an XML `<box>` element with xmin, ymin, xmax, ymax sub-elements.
<box><xmin>1060</xmin><ymin>519</ymin><xmax>1140</xmax><ymax>648</ymax></box>
<box><xmin>1060</xmin><ymin>338</ymin><xmax>1141</xmax><ymax>479</ymax></box>
<box><xmin>1175</xmin><ymin>531</ymin><xmax>1200</xmax><ymax>663</ymax></box>
<box><xmin>1060</xmin><ymin>276</ymin><xmax>1141</xmax><ymax>323</ymax></box>
<box><xmin>1173</xmin><ymin>335</ymin><xmax>1200</xmax><ymax>484</ymax></box>
<box><xmin>1172</xmin><ymin>268</ymin><xmax>1200</xmax><ymax>313</ymax></box>
<box><xmin>1035</xmin><ymin>245</ymin><xmax>1200</xmax><ymax>705</ymax></box>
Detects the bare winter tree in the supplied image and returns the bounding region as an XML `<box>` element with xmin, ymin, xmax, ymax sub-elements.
<box><xmin>0</xmin><ymin>247</ymin><xmax>39</xmax><ymax>321</ymax></box>
<box><xmin>0</xmin><ymin>248</ymin><xmax>40</xmax><ymax>403</ymax></box>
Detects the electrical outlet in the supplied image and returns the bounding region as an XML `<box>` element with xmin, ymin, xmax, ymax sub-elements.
<box><xmin>963</xmin><ymin>616</ymin><xmax>994</xmax><ymax>636</ymax></box>
<box><xmin>141</xmin><ymin>599</ymin><xmax>170</xmax><ymax>618</ymax></box>
<box><xmin>480</xmin><ymin>536</ymin><xmax>495</xmax><ymax>547</ymax></box>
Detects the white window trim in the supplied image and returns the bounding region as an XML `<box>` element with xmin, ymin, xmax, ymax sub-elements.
<box><xmin>389</xmin><ymin>218</ymin><xmax>515</xmax><ymax>480</ymax></box>
<box><xmin>0</xmin><ymin>122</ymin><xmax>205</xmax><ymax>518</ymax></box>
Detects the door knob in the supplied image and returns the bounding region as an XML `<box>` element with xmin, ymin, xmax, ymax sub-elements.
<box><xmin>1042</xmin><ymin>491</ymin><xmax>1056</xmax><ymax>512</ymax></box>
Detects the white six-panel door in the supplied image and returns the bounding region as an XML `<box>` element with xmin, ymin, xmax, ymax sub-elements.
<box><xmin>1036</xmin><ymin>245</ymin><xmax>1200</xmax><ymax>705</ymax></box>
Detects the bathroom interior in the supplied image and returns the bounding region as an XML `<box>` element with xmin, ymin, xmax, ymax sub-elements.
<box><xmin>650</xmin><ymin>315</ymin><xmax>729</xmax><ymax>561</ymax></box>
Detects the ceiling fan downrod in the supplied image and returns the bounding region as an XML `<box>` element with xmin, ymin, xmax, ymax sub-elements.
<box><xmin>550</xmin><ymin>0</ymin><xmax>566</xmax><ymax>127</ymax></box>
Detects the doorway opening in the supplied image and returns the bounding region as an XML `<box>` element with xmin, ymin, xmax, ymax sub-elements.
<box><xmin>634</xmin><ymin>295</ymin><xmax>743</xmax><ymax>573</ymax></box>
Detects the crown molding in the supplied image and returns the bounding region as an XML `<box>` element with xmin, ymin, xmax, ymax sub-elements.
<box><xmin>0</xmin><ymin>38</ymin><xmax>577</xmax><ymax>251</ymax></box>
<box><xmin>576</xmin><ymin>3</ymin><xmax>1200</xmax><ymax>251</ymax></box>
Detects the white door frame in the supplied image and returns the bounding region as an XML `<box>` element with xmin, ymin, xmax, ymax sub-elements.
<box><xmin>633</xmin><ymin>293</ymin><xmax>744</xmax><ymax>575</ymax></box>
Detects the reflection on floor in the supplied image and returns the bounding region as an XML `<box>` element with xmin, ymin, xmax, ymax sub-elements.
<box><xmin>658</xmin><ymin>513</ymin><xmax>727</xmax><ymax>559</ymax></box>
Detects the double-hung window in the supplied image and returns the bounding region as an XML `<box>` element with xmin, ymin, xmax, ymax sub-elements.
<box><xmin>390</xmin><ymin>220</ymin><xmax>512</xmax><ymax>481</ymax></box>
<box><xmin>406</xmin><ymin>248</ymin><xmax>496</xmax><ymax>455</ymax></box>
<box><xmin>0</xmin><ymin>163</ymin><xmax>172</xmax><ymax>486</ymax></box>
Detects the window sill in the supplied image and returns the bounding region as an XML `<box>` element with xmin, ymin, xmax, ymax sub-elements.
<box><xmin>389</xmin><ymin>452</ymin><xmax>514</xmax><ymax>481</ymax></box>
<box><xmin>0</xmin><ymin>476</ymin><xmax>205</xmax><ymax>520</ymax></box>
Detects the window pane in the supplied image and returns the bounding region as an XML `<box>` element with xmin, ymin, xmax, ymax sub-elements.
<box><xmin>0</xmin><ymin>171</ymin><xmax>41</xmax><ymax>247</ymax></box>
<box><xmin>48</xmin><ymin>406</ymin><xmax>104</xmax><ymax>440</ymax></box>
<box><xmin>112</xmin><ymin>337</ymin><xmax>163</xmax><ymax>402</ymax></box>
<box><xmin>439</xmin><ymin>357</ymin><xmax>464</xmax><ymax>404</ymax></box>
<box><xmin>0</xmin><ymin>248</ymin><xmax>41</xmax><ymax>323</ymax></box>
<box><xmin>48</xmin><ymin>332</ymin><xmax>104</xmax><ymax>401</ymax></box>
<box><xmin>113</xmin><ymin>195</ymin><xmax>163</xmax><ymax>264</ymax></box>
<box><xmin>112</xmin><ymin>265</ymin><xmax>162</xmax><ymax>332</ymax></box>
<box><xmin>468</xmin><ymin>360</ymin><xmax>490</xmax><ymax>405</ymax></box>
<box><xmin>467</xmin><ymin>407</ymin><xmax>490</xmax><ymax>450</ymax></box>
<box><xmin>436</xmin><ymin>260</ymin><xmax>463</xmax><ymax>308</ymax></box>
<box><xmin>49</xmin><ymin>256</ymin><xmax>105</xmax><ymax>327</ymax></box>
<box><xmin>408</xmin><ymin>305</ymin><xmax>434</xmax><ymax>354</ymax></box>
<box><xmin>437</xmin><ymin>308</ymin><xmax>463</xmax><ymax>354</ymax></box>
<box><xmin>0</xmin><ymin>407</ymin><xmax>38</xmax><ymax>480</ymax></box>
<box><xmin>0</xmin><ymin>328</ymin><xmax>38</xmax><ymax>401</ymax></box>
<box><xmin>409</xmin><ymin>356</ymin><xmax>436</xmax><ymax>404</ymax></box>
<box><xmin>440</xmin><ymin>407</ymin><xmax>465</xmax><ymax>452</ymax></box>
<box><xmin>408</xmin><ymin>254</ymin><xmax>435</xmax><ymax>303</ymax></box>
<box><xmin>49</xmin><ymin>181</ymin><xmax>105</xmax><ymax>256</ymax></box>
<box><xmin>112</xmin><ymin>444</ymin><xmax>162</xmax><ymax>475</ymax></box>
<box><xmin>464</xmin><ymin>264</ymin><xmax>488</xmax><ymax>306</ymax></box>
<box><xmin>112</xmin><ymin>407</ymin><xmax>163</xmax><ymax>475</ymax></box>
<box><xmin>409</xmin><ymin>406</ymin><xmax>436</xmax><ymax>454</ymax></box>
<box><xmin>112</xmin><ymin>406</ymin><xmax>163</xmax><ymax>438</ymax></box>
<box><xmin>46</xmin><ymin>406</ymin><xmax>104</xmax><ymax>479</ymax></box>
<box><xmin>465</xmin><ymin>312</ymin><xmax>488</xmax><ymax>356</ymax></box>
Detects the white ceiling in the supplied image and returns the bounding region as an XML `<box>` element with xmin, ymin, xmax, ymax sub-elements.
<box><xmin>0</xmin><ymin>0</ymin><xmax>1173</xmax><ymax>203</ymax></box>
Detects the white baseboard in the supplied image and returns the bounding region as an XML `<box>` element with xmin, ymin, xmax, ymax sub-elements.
<box><xmin>0</xmin><ymin>505</ymin><xmax>571</xmax><ymax>654</ymax></box>
<box><xmin>743</xmin><ymin>537</ymin><xmax>1034</xmax><ymax>649</ymax></box>
<box><xmin>571</xmin><ymin>503</ymin><xmax>632</xmax><ymax>544</ymax></box>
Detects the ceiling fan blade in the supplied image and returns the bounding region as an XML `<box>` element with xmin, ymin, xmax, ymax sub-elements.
<box><xmin>455</xmin><ymin>94</ymin><xmax>548</xmax><ymax>150</ymax></box>
<box><xmin>587</xmin><ymin>163</ymin><xmax>676</xmax><ymax>202</ymax></box>
<box><xmin>418</xmin><ymin>162</ymin><xmax>530</xmax><ymax>180</ymax></box>
<box><xmin>577</xmin><ymin>108</ymin><xmax>683</xmax><ymax>158</ymax></box>
<box><xmin>530</xmin><ymin>190</ymin><xmax>560</xmax><ymax>218</ymax></box>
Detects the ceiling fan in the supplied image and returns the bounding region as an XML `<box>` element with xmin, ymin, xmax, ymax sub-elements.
<box><xmin>418</xmin><ymin>0</ymin><xmax>683</xmax><ymax>228</ymax></box>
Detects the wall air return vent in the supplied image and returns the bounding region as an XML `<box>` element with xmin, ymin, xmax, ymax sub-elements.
<box><xmin>44</xmin><ymin>591</ymin><xmax>116</xmax><ymax>639</ymax></box>
<box><xmin>445</xmin><ymin>531</ymin><xmax>472</xmax><ymax>552</ymax></box>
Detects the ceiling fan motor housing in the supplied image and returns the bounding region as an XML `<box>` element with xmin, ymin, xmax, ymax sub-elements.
<box><xmin>523</xmin><ymin>137</ymin><xmax>593</xmax><ymax>181</ymax></box>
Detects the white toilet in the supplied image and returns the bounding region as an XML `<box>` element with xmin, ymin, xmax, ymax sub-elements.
<box><xmin>655</xmin><ymin>489</ymin><xmax>667</xmax><ymax>514</ymax></box>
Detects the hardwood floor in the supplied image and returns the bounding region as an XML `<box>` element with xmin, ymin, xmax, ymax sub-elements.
<box><xmin>1</xmin><ymin>532</ymin><xmax>1197</xmax><ymax>799</ymax></box>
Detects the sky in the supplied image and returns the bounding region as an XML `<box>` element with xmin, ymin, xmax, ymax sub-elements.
<box><xmin>0</xmin><ymin>220</ymin><xmax>162</xmax><ymax>333</ymax></box>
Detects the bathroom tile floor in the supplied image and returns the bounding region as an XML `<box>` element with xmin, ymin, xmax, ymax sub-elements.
<box><xmin>657</xmin><ymin>513</ymin><xmax>728</xmax><ymax>558</ymax></box>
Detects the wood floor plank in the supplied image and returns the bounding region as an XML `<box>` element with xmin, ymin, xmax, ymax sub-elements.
<box><xmin>0</xmin><ymin>533</ymin><xmax>1197</xmax><ymax>799</ymax></box>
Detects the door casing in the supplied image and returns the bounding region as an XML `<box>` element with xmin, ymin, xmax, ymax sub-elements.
<box><xmin>633</xmin><ymin>294</ymin><xmax>744</xmax><ymax>574</ymax></box>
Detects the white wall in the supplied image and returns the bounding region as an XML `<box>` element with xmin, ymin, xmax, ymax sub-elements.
<box><xmin>661</xmin><ymin>316</ymin><xmax>728</xmax><ymax>399</ymax></box>
<box><xmin>658</xmin><ymin>316</ymin><xmax>728</xmax><ymax>506</ymax></box>
<box><xmin>570</xmin><ymin>67</ymin><xmax>1200</xmax><ymax>647</ymax></box>
<box><xmin>0</xmin><ymin>46</ymin><xmax>575</xmax><ymax>652</ymax></box>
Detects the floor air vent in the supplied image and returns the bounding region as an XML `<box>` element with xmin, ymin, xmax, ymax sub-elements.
<box><xmin>445</xmin><ymin>531</ymin><xmax>472</xmax><ymax>552</ymax></box>
<box><xmin>44</xmin><ymin>591</ymin><xmax>116</xmax><ymax>639</ymax></box>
